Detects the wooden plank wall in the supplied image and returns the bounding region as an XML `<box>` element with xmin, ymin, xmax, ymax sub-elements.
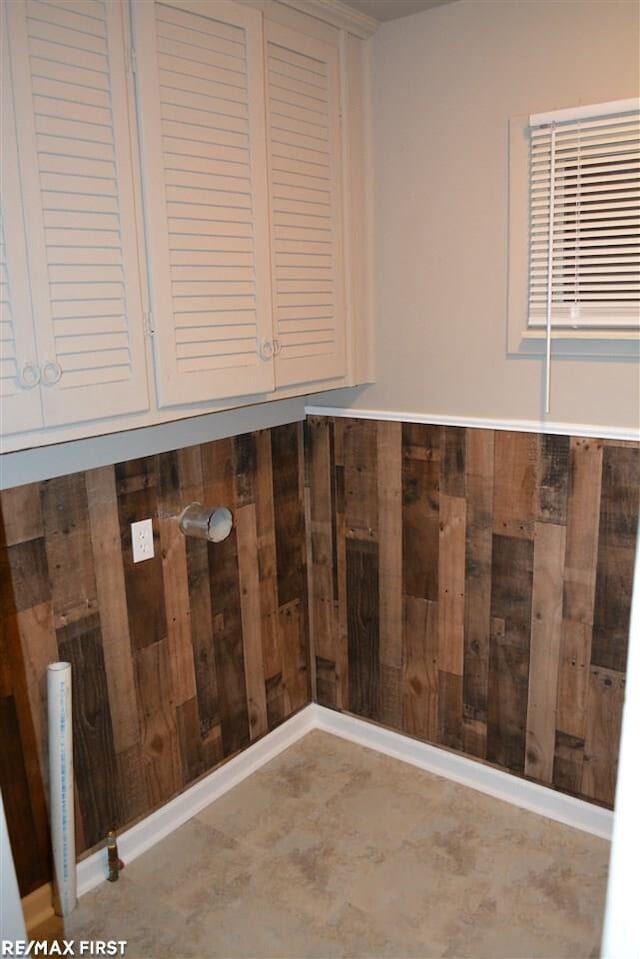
<box><xmin>306</xmin><ymin>416</ymin><xmax>639</xmax><ymax>808</ymax></box>
<box><xmin>0</xmin><ymin>423</ymin><xmax>309</xmax><ymax>896</ymax></box>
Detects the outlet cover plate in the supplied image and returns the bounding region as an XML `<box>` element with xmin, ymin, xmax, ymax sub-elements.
<box><xmin>131</xmin><ymin>518</ymin><xmax>154</xmax><ymax>563</ymax></box>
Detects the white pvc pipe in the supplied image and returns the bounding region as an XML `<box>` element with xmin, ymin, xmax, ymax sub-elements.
<box><xmin>47</xmin><ymin>662</ymin><xmax>76</xmax><ymax>916</ymax></box>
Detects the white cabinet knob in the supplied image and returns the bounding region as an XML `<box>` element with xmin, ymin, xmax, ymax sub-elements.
<box><xmin>41</xmin><ymin>360</ymin><xmax>62</xmax><ymax>385</ymax></box>
<box><xmin>273</xmin><ymin>338</ymin><xmax>281</xmax><ymax>355</ymax></box>
<box><xmin>259</xmin><ymin>338</ymin><xmax>274</xmax><ymax>359</ymax></box>
<box><xmin>17</xmin><ymin>361</ymin><xmax>40</xmax><ymax>389</ymax></box>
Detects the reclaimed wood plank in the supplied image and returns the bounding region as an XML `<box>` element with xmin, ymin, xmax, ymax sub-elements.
<box><xmin>378</xmin><ymin>421</ymin><xmax>402</xmax><ymax>675</ymax></box>
<box><xmin>0</xmin><ymin>483</ymin><xmax>43</xmax><ymax>547</ymax></box>
<box><xmin>493</xmin><ymin>431</ymin><xmax>538</xmax><ymax>539</ymax></box>
<box><xmin>525</xmin><ymin>522</ymin><xmax>566</xmax><ymax>784</ymax></box>
<box><xmin>556</xmin><ymin>619</ymin><xmax>591</xmax><ymax>740</ymax></box>
<box><xmin>553</xmin><ymin>730</ymin><xmax>585</xmax><ymax>796</ymax></box>
<box><xmin>156</xmin><ymin>451</ymin><xmax>197</xmax><ymax>708</ymax></box>
<box><xmin>347</xmin><ymin>538</ymin><xmax>379</xmax><ymax>719</ymax></box>
<box><xmin>438</xmin><ymin>494</ymin><xmax>466</xmax><ymax>676</ymax></box>
<box><xmin>280</xmin><ymin>597</ymin><xmax>309</xmax><ymax>715</ymax></box>
<box><xmin>57</xmin><ymin>612</ymin><xmax>120</xmax><ymax>849</ymax></box>
<box><xmin>186</xmin><ymin>536</ymin><xmax>219</xmax><ymax>737</ymax></box>
<box><xmin>487</xmin><ymin>533</ymin><xmax>534</xmax><ymax>773</ymax></box>
<box><xmin>582</xmin><ymin>664</ymin><xmax>625</xmax><ymax>806</ymax></box>
<box><xmin>255</xmin><ymin>430</ymin><xmax>284</xmax><ymax>716</ymax></box>
<box><xmin>41</xmin><ymin>474</ymin><xmax>98</xmax><ymax>629</ymax></box>
<box><xmin>344</xmin><ymin>418</ymin><xmax>378</xmax><ymax>541</ymax></box>
<box><xmin>272</xmin><ymin>423</ymin><xmax>307</xmax><ymax>607</ymax></box>
<box><xmin>462</xmin><ymin>428</ymin><xmax>493</xmax><ymax>753</ymax></box>
<box><xmin>441</xmin><ymin>427</ymin><xmax>466</xmax><ymax>497</ymax></box>
<box><xmin>402</xmin><ymin>596</ymin><xmax>438</xmax><ymax>742</ymax></box>
<box><xmin>591</xmin><ymin>445</ymin><xmax>639</xmax><ymax>672</ymax></box>
<box><xmin>402</xmin><ymin>424</ymin><xmax>440</xmax><ymax>602</ymax></box>
<box><xmin>563</xmin><ymin>437</ymin><xmax>603</xmax><ymax>624</ymax></box>
<box><xmin>134</xmin><ymin>636</ymin><xmax>181</xmax><ymax>809</ymax></box>
<box><xmin>438</xmin><ymin>670</ymin><xmax>463</xmax><ymax>750</ymax></box>
<box><xmin>115</xmin><ymin>458</ymin><xmax>167</xmax><ymax>650</ymax></box>
<box><xmin>538</xmin><ymin>434</ymin><xmax>570</xmax><ymax>525</ymax></box>
<box><xmin>233</xmin><ymin>432</ymin><xmax>257</xmax><ymax>508</ymax></box>
<box><xmin>307</xmin><ymin>416</ymin><xmax>336</xmax><ymax>705</ymax></box>
<box><xmin>86</xmin><ymin>466</ymin><xmax>140</xmax><ymax>753</ymax></box>
<box><xmin>236</xmin><ymin>504</ymin><xmax>268</xmax><ymax>740</ymax></box>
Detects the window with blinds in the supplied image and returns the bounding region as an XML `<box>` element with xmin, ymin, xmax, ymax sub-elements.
<box><xmin>528</xmin><ymin>99</ymin><xmax>640</xmax><ymax>330</ymax></box>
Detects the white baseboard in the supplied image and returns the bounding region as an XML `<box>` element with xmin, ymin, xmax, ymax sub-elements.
<box><xmin>304</xmin><ymin>404</ymin><xmax>640</xmax><ymax>443</ymax></box>
<box><xmin>76</xmin><ymin>706</ymin><xmax>316</xmax><ymax>897</ymax></box>
<box><xmin>313</xmin><ymin>705</ymin><xmax>613</xmax><ymax>841</ymax></box>
<box><xmin>74</xmin><ymin>702</ymin><xmax>612</xmax><ymax>901</ymax></box>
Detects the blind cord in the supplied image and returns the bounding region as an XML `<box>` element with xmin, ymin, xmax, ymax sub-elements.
<box><xmin>545</xmin><ymin>123</ymin><xmax>556</xmax><ymax>414</ymax></box>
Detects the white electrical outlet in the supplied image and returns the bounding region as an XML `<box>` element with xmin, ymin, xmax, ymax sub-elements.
<box><xmin>131</xmin><ymin>518</ymin><xmax>154</xmax><ymax>563</ymax></box>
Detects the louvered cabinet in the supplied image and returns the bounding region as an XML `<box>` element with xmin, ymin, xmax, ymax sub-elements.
<box><xmin>133</xmin><ymin>0</ymin><xmax>276</xmax><ymax>406</ymax></box>
<box><xmin>3</xmin><ymin>0</ymin><xmax>150</xmax><ymax>429</ymax></box>
<box><xmin>265</xmin><ymin>22</ymin><xmax>346</xmax><ymax>388</ymax></box>
<box><xmin>1</xmin><ymin>0</ymin><xmax>374</xmax><ymax>450</ymax></box>
<box><xmin>1</xmin><ymin>22</ymin><xmax>43</xmax><ymax>436</ymax></box>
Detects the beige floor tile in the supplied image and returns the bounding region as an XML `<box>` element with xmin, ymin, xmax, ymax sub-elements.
<box><xmin>61</xmin><ymin>730</ymin><xmax>608</xmax><ymax>959</ymax></box>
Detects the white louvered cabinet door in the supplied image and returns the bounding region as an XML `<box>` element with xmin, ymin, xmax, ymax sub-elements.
<box><xmin>1</xmin><ymin>15</ymin><xmax>43</xmax><ymax>438</ymax></box>
<box><xmin>5</xmin><ymin>0</ymin><xmax>149</xmax><ymax>428</ymax></box>
<box><xmin>264</xmin><ymin>22</ymin><xmax>346</xmax><ymax>388</ymax></box>
<box><xmin>133</xmin><ymin>0</ymin><xmax>275</xmax><ymax>406</ymax></box>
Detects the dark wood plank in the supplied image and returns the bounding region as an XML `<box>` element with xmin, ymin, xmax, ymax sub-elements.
<box><xmin>438</xmin><ymin>494</ymin><xmax>466</xmax><ymax>676</ymax></box>
<box><xmin>236</xmin><ymin>503</ymin><xmax>268</xmax><ymax>739</ymax></box>
<box><xmin>402</xmin><ymin>424</ymin><xmax>440</xmax><ymax>602</ymax></box>
<box><xmin>57</xmin><ymin>612</ymin><xmax>120</xmax><ymax>849</ymax></box>
<box><xmin>186</xmin><ymin>537</ymin><xmax>219</xmax><ymax>737</ymax></box>
<box><xmin>462</xmin><ymin>428</ymin><xmax>493</xmax><ymax>754</ymax></box>
<box><xmin>115</xmin><ymin>458</ymin><xmax>167</xmax><ymax>651</ymax></box>
<box><xmin>41</xmin><ymin>473</ymin><xmax>99</xmax><ymax>629</ymax></box>
<box><xmin>563</xmin><ymin>438</ymin><xmax>603</xmax><ymax>624</ymax></box>
<box><xmin>582</xmin><ymin>665</ymin><xmax>625</xmax><ymax>806</ymax></box>
<box><xmin>591</xmin><ymin>445</ymin><xmax>639</xmax><ymax>671</ymax></box>
<box><xmin>307</xmin><ymin>416</ymin><xmax>337</xmax><ymax>706</ymax></box>
<box><xmin>272</xmin><ymin>423</ymin><xmax>307</xmax><ymax>607</ymax></box>
<box><xmin>0</xmin><ymin>482</ymin><xmax>43</xmax><ymax>547</ymax></box>
<box><xmin>280</xmin><ymin>597</ymin><xmax>309</xmax><ymax>715</ymax></box>
<box><xmin>438</xmin><ymin>670</ymin><xmax>463</xmax><ymax>750</ymax></box>
<box><xmin>487</xmin><ymin>534</ymin><xmax>534</xmax><ymax>773</ymax></box>
<box><xmin>346</xmin><ymin>539</ymin><xmax>379</xmax><ymax>719</ymax></box>
<box><xmin>553</xmin><ymin>731</ymin><xmax>585</xmax><ymax>796</ymax></box>
<box><xmin>538</xmin><ymin>434</ymin><xmax>570</xmax><ymax>524</ymax></box>
<box><xmin>524</xmin><ymin>522</ymin><xmax>565</xmax><ymax>784</ymax></box>
<box><xmin>441</xmin><ymin>427</ymin><xmax>466</xmax><ymax>497</ymax></box>
<box><xmin>233</xmin><ymin>432</ymin><xmax>257</xmax><ymax>508</ymax></box>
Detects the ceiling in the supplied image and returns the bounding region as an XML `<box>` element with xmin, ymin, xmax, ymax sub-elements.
<box><xmin>338</xmin><ymin>0</ymin><xmax>457</xmax><ymax>23</ymax></box>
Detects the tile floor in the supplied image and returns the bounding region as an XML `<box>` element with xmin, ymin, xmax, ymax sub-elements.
<box><xmin>55</xmin><ymin>731</ymin><xmax>608</xmax><ymax>958</ymax></box>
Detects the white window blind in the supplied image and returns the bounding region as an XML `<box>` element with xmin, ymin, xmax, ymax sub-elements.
<box><xmin>528</xmin><ymin>98</ymin><xmax>640</xmax><ymax>331</ymax></box>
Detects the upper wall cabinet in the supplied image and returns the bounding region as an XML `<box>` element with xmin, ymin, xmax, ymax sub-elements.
<box><xmin>133</xmin><ymin>0</ymin><xmax>276</xmax><ymax>406</ymax></box>
<box><xmin>3</xmin><ymin>0</ymin><xmax>150</xmax><ymax>428</ymax></box>
<box><xmin>1</xmin><ymin>22</ymin><xmax>43</xmax><ymax>435</ymax></box>
<box><xmin>0</xmin><ymin>0</ymin><xmax>374</xmax><ymax>450</ymax></box>
<box><xmin>265</xmin><ymin>22</ymin><xmax>346</xmax><ymax>387</ymax></box>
